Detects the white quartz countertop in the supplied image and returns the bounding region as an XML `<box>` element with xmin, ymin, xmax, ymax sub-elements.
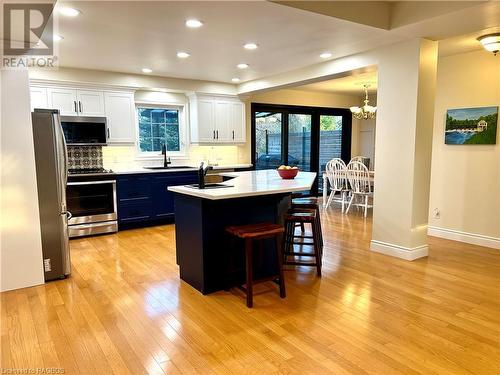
<box><xmin>110</xmin><ymin>163</ymin><xmax>253</xmax><ymax>175</ymax></box>
<box><xmin>168</xmin><ymin>170</ymin><xmax>316</xmax><ymax>200</ymax></box>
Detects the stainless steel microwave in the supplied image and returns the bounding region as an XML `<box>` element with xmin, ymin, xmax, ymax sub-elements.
<box><xmin>60</xmin><ymin>116</ymin><xmax>107</xmax><ymax>145</ymax></box>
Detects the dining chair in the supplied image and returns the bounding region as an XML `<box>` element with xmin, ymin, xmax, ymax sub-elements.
<box><xmin>345</xmin><ymin>161</ymin><xmax>373</xmax><ymax>217</ymax></box>
<box><xmin>324</xmin><ymin>158</ymin><xmax>349</xmax><ymax>212</ymax></box>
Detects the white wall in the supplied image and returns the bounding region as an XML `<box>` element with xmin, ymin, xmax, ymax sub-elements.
<box><xmin>428</xmin><ymin>50</ymin><xmax>500</xmax><ymax>248</ymax></box>
<box><xmin>1</xmin><ymin>70</ymin><xmax>45</xmax><ymax>292</ymax></box>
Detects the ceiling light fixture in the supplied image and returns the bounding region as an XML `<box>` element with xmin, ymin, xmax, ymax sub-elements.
<box><xmin>320</xmin><ymin>52</ymin><xmax>332</xmax><ymax>59</ymax></box>
<box><xmin>237</xmin><ymin>63</ymin><xmax>249</xmax><ymax>69</ymax></box>
<box><xmin>59</xmin><ymin>7</ymin><xmax>81</xmax><ymax>17</ymax></box>
<box><xmin>142</xmin><ymin>68</ymin><xmax>153</xmax><ymax>73</ymax></box>
<box><xmin>478</xmin><ymin>33</ymin><xmax>500</xmax><ymax>56</ymax></box>
<box><xmin>186</xmin><ymin>19</ymin><xmax>203</xmax><ymax>28</ymax></box>
<box><xmin>231</xmin><ymin>78</ymin><xmax>241</xmax><ymax>83</ymax></box>
<box><xmin>244</xmin><ymin>43</ymin><xmax>258</xmax><ymax>50</ymax></box>
<box><xmin>177</xmin><ymin>51</ymin><xmax>190</xmax><ymax>58</ymax></box>
<box><xmin>53</xmin><ymin>35</ymin><xmax>64</xmax><ymax>41</ymax></box>
<box><xmin>350</xmin><ymin>84</ymin><xmax>377</xmax><ymax>120</ymax></box>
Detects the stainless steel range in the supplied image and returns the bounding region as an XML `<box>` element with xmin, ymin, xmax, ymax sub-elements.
<box><xmin>67</xmin><ymin>168</ymin><xmax>118</xmax><ymax>237</ymax></box>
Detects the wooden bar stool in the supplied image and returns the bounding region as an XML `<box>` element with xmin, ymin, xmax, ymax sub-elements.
<box><xmin>291</xmin><ymin>197</ymin><xmax>324</xmax><ymax>249</ymax></box>
<box><xmin>284</xmin><ymin>209</ymin><xmax>322</xmax><ymax>276</ymax></box>
<box><xmin>225</xmin><ymin>223</ymin><xmax>286</xmax><ymax>308</ymax></box>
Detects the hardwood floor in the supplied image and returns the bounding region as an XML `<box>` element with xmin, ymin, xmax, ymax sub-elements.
<box><xmin>2</xmin><ymin>207</ymin><xmax>500</xmax><ymax>374</ymax></box>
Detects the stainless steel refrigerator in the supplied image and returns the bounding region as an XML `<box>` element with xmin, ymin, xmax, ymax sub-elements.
<box><xmin>32</xmin><ymin>109</ymin><xmax>71</xmax><ymax>281</ymax></box>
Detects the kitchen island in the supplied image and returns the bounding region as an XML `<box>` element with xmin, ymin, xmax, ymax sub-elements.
<box><xmin>168</xmin><ymin>170</ymin><xmax>316</xmax><ymax>294</ymax></box>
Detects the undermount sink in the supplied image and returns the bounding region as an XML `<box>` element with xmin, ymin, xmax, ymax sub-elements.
<box><xmin>186</xmin><ymin>183</ymin><xmax>233</xmax><ymax>189</ymax></box>
<box><xmin>143</xmin><ymin>166</ymin><xmax>193</xmax><ymax>170</ymax></box>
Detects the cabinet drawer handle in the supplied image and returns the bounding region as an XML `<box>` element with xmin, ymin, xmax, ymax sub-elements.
<box><xmin>213</xmin><ymin>130</ymin><xmax>216</xmax><ymax>140</ymax></box>
<box><xmin>216</xmin><ymin>130</ymin><xmax>218</xmax><ymax>139</ymax></box>
<box><xmin>78</xmin><ymin>101</ymin><xmax>82</xmax><ymax>113</ymax></box>
<box><xmin>232</xmin><ymin>130</ymin><xmax>234</xmax><ymax>140</ymax></box>
<box><xmin>107</xmin><ymin>128</ymin><xmax>110</xmax><ymax>139</ymax></box>
<box><xmin>74</xmin><ymin>101</ymin><xmax>77</xmax><ymax>113</ymax></box>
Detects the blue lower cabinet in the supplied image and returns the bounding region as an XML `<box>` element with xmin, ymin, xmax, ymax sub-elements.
<box><xmin>117</xmin><ymin>171</ymin><xmax>197</xmax><ymax>228</ymax></box>
<box><xmin>152</xmin><ymin>174</ymin><xmax>198</xmax><ymax>218</ymax></box>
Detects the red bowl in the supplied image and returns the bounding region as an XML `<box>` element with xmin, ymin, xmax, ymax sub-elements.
<box><xmin>277</xmin><ymin>168</ymin><xmax>299</xmax><ymax>179</ymax></box>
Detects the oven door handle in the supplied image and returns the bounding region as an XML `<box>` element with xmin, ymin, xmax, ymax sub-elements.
<box><xmin>67</xmin><ymin>180</ymin><xmax>116</xmax><ymax>186</ymax></box>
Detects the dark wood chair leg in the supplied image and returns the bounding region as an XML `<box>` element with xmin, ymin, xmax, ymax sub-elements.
<box><xmin>311</xmin><ymin>222</ymin><xmax>322</xmax><ymax>277</ymax></box>
<box><xmin>245</xmin><ymin>239</ymin><xmax>253</xmax><ymax>308</ymax></box>
<box><xmin>284</xmin><ymin>220</ymin><xmax>293</xmax><ymax>260</ymax></box>
<box><xmin>316</xmin><ymin>206</ymin><xmax>323</xmax><ymax>248</ymax></box>
<box><xmin>275</xmin><ymin>234</ymin><xmax>286</xmax><ymax>298</ymax></box>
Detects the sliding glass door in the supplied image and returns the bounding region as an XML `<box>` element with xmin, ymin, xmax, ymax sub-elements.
<box><xmin>318</xmin><ymin>115</ymin><xmax>344</xmax><ymax>193</ymax></box>
<box><xmin>288</xmin><ymin>114</ymin><xmax>312</xmax><ymax>171</ymax></box>
<box><xmin>252</xmin><ymin>104</ymin><xmax>351</xmax><ymax>196</ymax></box>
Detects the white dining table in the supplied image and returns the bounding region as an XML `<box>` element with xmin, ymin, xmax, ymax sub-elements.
<box><xmin>322</xmin><ymin>170</ymin><xmax>375</xmax><ymax>204</ymax></box>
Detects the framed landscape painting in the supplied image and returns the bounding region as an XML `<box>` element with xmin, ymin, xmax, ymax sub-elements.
<box><xmin>445</xmin><ymin>106</ymin><xmax>498</xmax><ymax>145</ymax></box>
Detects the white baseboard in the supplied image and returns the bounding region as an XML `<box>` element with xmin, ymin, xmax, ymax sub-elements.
<box><xmin>427</xmin><ymin>226</ymin><xmax>500</xmax><ymax>250</ymax></box>
<box><xmin>370</xmin><ymin>240</ymin><xmax>429</xmax><ymax>260</ymax></box>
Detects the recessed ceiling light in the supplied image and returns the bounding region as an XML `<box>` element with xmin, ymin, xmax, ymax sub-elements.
<box><xmin>244</xmin><ymin>42</ymin><xmax>258</xmax><ymax>50</ymax></box>
<box><xmin>177</xmin><ymin>51</ymin><xmax>190</xmax><ymax>58</ymax></box>
<box><xmin>237</xmin><ymin>63</ymin><xmax>249</xmax><ymax>69</ymax></box>
<box><xmin>53</xmin><ymin>35</ymin><xmax>64</xmax><ymax>42</ymax></box>
<box><xmin>231</xmin><ymin>78</ymin><xmax>241</xmax><ymax>83</ymax></box>
<box><xmin>142</xmin><ymin>68</ymin><xmax>152</xmax><ymax>73</ymax></box>
<box><xmin>186</xmin><ymin>19</ymin><xmax>203</xmax><ymax>28</ymax></box>
<box><xmin>320</xmin><ymin>52</ymin><xmax>332</xmax><ymax>59</ymax></box>
<box><xmin>59</xmin><ymin>7</ymin><xmax>81</xmax><ymax>17</ymax></box>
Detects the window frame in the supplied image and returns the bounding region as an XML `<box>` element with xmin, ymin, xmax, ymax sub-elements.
<box><xmin>135</xmin><ymin>102</ymin><xmax>187</xmax><ymax>159</ymax></box>
<box><xmin>251</xmin><ymin>102</ymin><xmax>352</xmax><ymax>195</ymax></box>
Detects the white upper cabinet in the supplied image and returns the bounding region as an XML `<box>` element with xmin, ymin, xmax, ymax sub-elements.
<box><xmin>31</xmin><ymin>83</ymin><xmax>136</xmax><ymax>144</ymax></box>
<box><xmin>47</xmin><ymin>87</ymin><xmax>78</xmax><ymax>115</ymax></box>
<box><xmin>29</xmin><ymin>86</ymin><xmax>48</xmax><ymax>112</ymax></box>
<box><xmin>196</xmin><ymin>99</ymin><xmax>216</xmax><ymax>142</ymax></box>
<box><xmin>47</xmin><ymin>88</ymin><xmax>105</xmax><ymax>116</ymax></box>
<box><xmin>230</xmin><ymin>102</ymin><xmax>245</xmax><ymax>142</ymax></box>
<box><xmin>77</xmin><ymin>90</ymin><xmax>105</xmax><ymax>116</ymax></box>
<box><xmin>104</xmin><ymin>92</ymin><xmax>136</xmax><ymax>144</ymax></box>
<box><xmin>214</xmin><ymin>101</ymin><xmax>232</xmax><ymax>142</ymax></box>
<box><xmin>189</xmin><ymin>94</ymin><xmax>246</xmax><ymax>144</ymax></box>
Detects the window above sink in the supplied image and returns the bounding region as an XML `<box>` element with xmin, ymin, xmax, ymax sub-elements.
<box><xmin>136</xmin><ymin>103</ymin><xmax>187</xmax><ymax>158</ymax></box>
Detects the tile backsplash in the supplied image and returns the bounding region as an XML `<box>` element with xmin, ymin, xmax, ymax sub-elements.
<box><xmin>67</xmin><ymin>146</ymin><xmax>103</xmax><ymax>170</ymax></box>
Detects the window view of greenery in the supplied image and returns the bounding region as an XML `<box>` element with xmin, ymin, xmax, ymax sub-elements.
<box><xmin>138</xmin><ymin>108</ymin><xmax>180</xmax><ymax>152</ymax></box>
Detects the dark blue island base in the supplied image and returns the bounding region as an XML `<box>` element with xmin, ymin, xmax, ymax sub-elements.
<box><xmin>174</xmin><ymin>193</ymin><xmax>291</xmax><ymax>294</ymax></box>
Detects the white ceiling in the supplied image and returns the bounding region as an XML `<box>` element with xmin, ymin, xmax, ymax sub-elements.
<box><xmin>295</xmin><ymin>71</ymin><xmax>378</xmax><ymax>95</ymax></box>
<box><xmin>52</xmin><ymin>1</ymin><xmax>500</xmax><ymax>84</ymax></box>
<box><xmin>53</xmin><ymin>1</ymin><xmax>403</xmax><ymax>83</ymax></box>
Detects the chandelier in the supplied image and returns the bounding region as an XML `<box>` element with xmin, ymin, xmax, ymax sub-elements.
<box><xmin>350</xmin><ymin>84</ymin><xmax>377</xmax><ymax>120</ymax></box>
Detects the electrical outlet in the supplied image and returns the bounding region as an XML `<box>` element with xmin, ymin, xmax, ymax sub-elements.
<box><xmin>43</xmin><ymin>258</ymin><xmax>51</xmax><ymax>272</ymax></box>
<box><xmin>433</xmin><ymin>208</ymin><xmax>440</xmax><ymax>219</ymax></box>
